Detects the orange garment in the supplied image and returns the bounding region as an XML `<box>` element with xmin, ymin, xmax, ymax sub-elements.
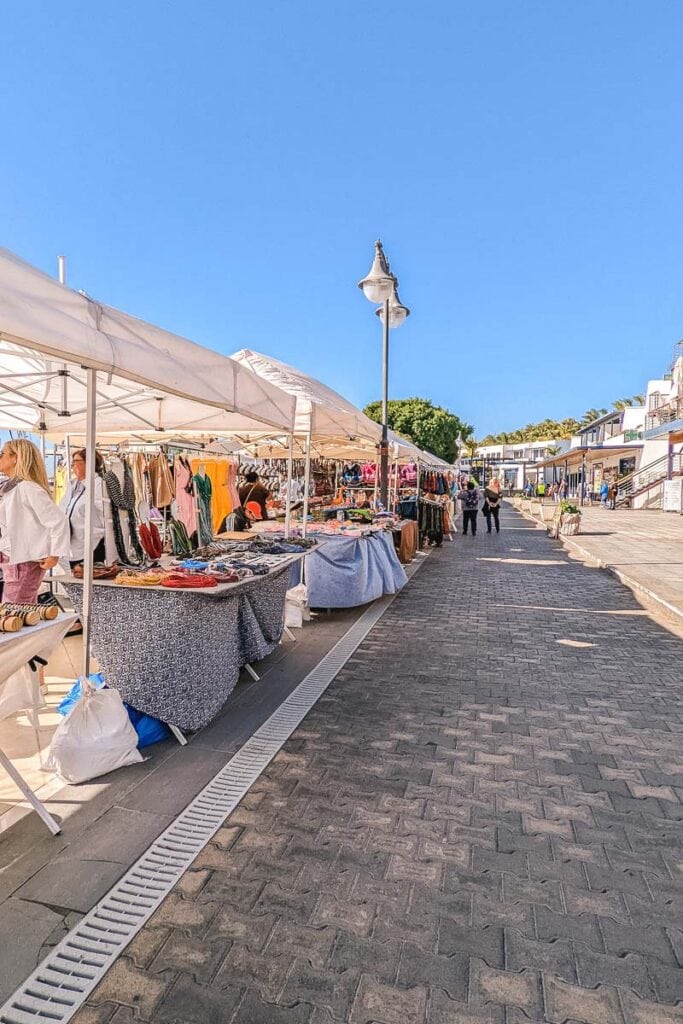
<box><xmin>190</xmin><ymin>458</ymin><xmax>233</xmax><ymax>531</ymax></box>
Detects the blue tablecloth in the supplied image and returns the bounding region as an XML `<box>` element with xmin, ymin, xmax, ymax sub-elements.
<box><xmin>302</xmin><ymin>532</ymin><xmax>408</xmax><ymax>608</ymax></box>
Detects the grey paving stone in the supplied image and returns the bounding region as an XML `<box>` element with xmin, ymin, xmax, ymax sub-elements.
<box><xmin>15</xmin><ymin>857</ymin><xmax>128</xmax><ymax>914</ymax></box>
<box><xmin>17</xmin><ymin>509</ymin><xmax>683</xmax><ymax>1022</ymax></box>
<box><xmin>0</xmin><ymin>898</ymin><xmax>66</xmax><ymax>1004</ymax></box>
<box><xmin>156</xmin><ymin>973</ymin><xmax>243</xmax><ymax>1023</ymax></box>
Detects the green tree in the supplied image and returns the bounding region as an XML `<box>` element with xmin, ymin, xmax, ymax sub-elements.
<box><xmin>363</xmin><ymin>397</ymin><xmax>473</xmax><ymax>463</ymax></box>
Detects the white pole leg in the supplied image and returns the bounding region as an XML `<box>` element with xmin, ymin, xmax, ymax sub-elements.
<box><xmin>244</xmin><ymin>664</ymin><xmax>260</xmax><ymax>682</ymax></box>
<box><xmin>0</xmin><ymin>750</ymin><xmax>61</xmax><ymax>835</ymax></box>
<box><xmin>168</xmin><ymin>724</ymin><xmax>188</xmax><ymax>746</ymax></box>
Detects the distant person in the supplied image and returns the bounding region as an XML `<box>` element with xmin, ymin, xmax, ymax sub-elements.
<box><xmin>600</xmin><ymin>479</ymin><xmax>609</xmax><ymax>508</ymax></box>
<box><xmin>559</xmin><ymin>478</ymin><xmax>568</xmax><ymax>500</ymax></box>
<box><xmin>238</xmin><ymin>471</ymin><xmax>270</xmax><ymax>521</ymax></box>
<box><xmin>537</xmin><ymin>480</ymin><xmax>546</xmax><ymax>498</ymax></box>
<box><xmin>458</xmin><ymin>480</ymin><xmax>480</xmax><ymax>537</ymax></box>
<box><xmin>483</xmin><ymin>478</ymin><xmax>502</xmax><ymax>534</ymax></box>
<box><xmin>607</xmin><ymin>477</ymin><xmax>618</xmax><ymax>510</ymax></box>
<box><xmin>524</xmin><ymin>480</ymin><xmax>533</xmax><ymax>498</ymax></box>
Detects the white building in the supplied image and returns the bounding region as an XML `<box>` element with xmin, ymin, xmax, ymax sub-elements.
<box><xmin>533</xmin><ymin>342</ymin><xmax>683</xmax><ymax>507</ymax></box>
<box><xmin>469</xmin><ymin>438</ymin><xmax>569</xmax><ymax>491</ymax></box>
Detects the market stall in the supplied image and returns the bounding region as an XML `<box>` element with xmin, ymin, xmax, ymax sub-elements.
<box><xmin>62</xmin><ymin>552</ymin><xmax>303</xmax><ymax>731</ymax></box>
<box><xmin>301</xmin><ymin>530</ymin><xmax>407</xmax><ymax>608</ymax></box>
<box><xmin>0</xmin><ymin>250</ymin><xmax>298</xmax><ymax>789</ymax></box>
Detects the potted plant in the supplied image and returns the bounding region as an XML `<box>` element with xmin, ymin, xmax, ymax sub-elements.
<box><xmin>549</xmin><ymin>499</ymin><xmax>581</xmax><ymax>537</ymax></box>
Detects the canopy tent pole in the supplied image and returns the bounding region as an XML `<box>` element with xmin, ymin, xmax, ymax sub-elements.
<box><xmin>302</xmin><ymin>429</ymin><xmax>312</xmax><ymax>538</ymax></box>
<box><xmin>284</xmin><ymin>431</ymin><xmax>294</xmax><ymax>539</ymax></box>
<box><xmin>81</xmin><ymin>368</ymin><xmax>97</xmax><ymax>680</ymax></box>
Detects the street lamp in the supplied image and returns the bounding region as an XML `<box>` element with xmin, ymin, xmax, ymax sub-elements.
<box><xmin>358</xmin><ymin>240</ymin><xmax>410</xmax><ymax>507</ymax></box>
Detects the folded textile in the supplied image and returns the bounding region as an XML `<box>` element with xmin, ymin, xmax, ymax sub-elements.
<box><xmin>161</xmin><ymin>572</ymin><xmax>218</xmax><ymax>588</ymax></box>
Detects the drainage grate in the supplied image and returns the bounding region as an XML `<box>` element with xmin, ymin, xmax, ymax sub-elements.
<box><xmin>0</xmin><ymin>556</ymin><xmax>428</xmax><ymax>1024</ymax></box>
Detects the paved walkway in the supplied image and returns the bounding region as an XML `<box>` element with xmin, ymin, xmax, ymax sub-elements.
<box><xmin>526</xmin><ymin>504</ymin><xmax>683</xmax><ymax>621</ymax></box>
<box><xmin>65</xmin><ymin>505</ymin><xmax>682</xmax><ymax>1024</ymax></box>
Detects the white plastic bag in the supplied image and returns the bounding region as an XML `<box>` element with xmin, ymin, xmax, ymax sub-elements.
<box><xmin>47</xmin><ymin>684</ymin><xmax>142</xmax><ymax>783</ymax></box>
<box><xmin>285</xmin><ymin>584</ymin><xmax>309</xmax><ymax>628</ymax></box>
<box><xmin>0</xmin><ymin>667</ymin><xmax>43</xmax><ymax>720</ymax></box>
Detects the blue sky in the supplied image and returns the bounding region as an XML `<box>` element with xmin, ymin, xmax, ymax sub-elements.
<box><xmin>1</xmin><ymin>2</ymin><xmax>681</xmax><ymax>437</ymax></box>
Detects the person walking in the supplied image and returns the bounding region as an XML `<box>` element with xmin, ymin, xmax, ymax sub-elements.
<box><xmin>607</xmin><ymin>476</ymin><xmax>618</xmax><ymax>510</ymax></box>
<box><xmin>458</xmin><ymin>480</ymin><xmax>480</xmax><ymax>537</ymax></box>
<box><xmin>600</xmin><ymin>479</ymin><xmax>609</xmax><ymax>509</ymax></box>
<box><xmin>60</xmin><ymin>448</ymin><xmax>108</xmax><ymax>568</ymax></box>
<box><xmin>483</xmin><ymin>477</ymin><xmax>502</xmax><ymax>534</ymax></box>
<box><xmin>0</xmin><ymin>439</ymin><xmax>70</xmax><ymax>602</ymax></box>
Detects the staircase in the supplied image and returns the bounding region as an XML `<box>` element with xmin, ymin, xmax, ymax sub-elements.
<box><xmin>616</xmin><ymin>454</ymin><xmax>683</xmax><ymax>509</ymax></box>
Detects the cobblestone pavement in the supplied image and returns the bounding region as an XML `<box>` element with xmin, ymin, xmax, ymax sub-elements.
<box><xmin>72</xmin><ymin>505</ymin><xmax>683</xmax><ymax>1023</ymax></box>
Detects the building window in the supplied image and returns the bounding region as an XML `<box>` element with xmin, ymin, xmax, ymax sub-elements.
<box><xmin>513</xmin><ymin>449</ymin><xmax>523</xmax><ymax>459</ymax></box>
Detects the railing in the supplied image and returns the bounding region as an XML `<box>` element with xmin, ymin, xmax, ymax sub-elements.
<box><xmin>616</xmin><ymin>453</ymin><xmax>683</xmax><ymax>507</ymax></box>
<box><xmin>645</xmin><ymin>400</ymin><xmax>683</xmax><ymax>433</ymax></box>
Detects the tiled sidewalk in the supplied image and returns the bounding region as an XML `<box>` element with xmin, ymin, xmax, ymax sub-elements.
<box><xmin>71</xmin><ymin>506</ymin><xmax>682</xmax><ymax>1023</ymax></box>
<box><xmin>524</xmin><ymin>503</ymin><xmax>683</xmax><ymax>621</ymax></box>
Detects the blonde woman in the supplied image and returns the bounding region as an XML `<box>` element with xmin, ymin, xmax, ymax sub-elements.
<box><xmin>483</xmin><ymin>475</ymin><xmax>503</xmax><ymax>534</ymax></box>
<box><xmin>0</xmin><ymin>439</ymin><xmax>70</xmax><ymax>603</ymax></box>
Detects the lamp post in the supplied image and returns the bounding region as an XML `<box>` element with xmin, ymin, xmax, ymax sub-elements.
<box><xmin>358</xmin><ymin>240</ymin><xmax>410</xmax><ymax>508</ymax></box>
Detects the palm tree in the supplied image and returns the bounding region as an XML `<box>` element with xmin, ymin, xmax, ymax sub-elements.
<box><xmin>631</xmin><ymin>394</ymin><xmax>645</xmax><ymax>406</ymax></box>
<box><xmin>581</xmin><ymin>408</ymin><xmax>604</xmax><ymax>426</ymax></box>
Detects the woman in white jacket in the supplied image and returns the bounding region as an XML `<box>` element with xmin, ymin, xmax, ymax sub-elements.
<box><xmin>60</xmin><ymin>448</ymin><xmax>107</xmax><ymax>568</ymax></box>
<box><xmin>0</xmin><ymin>439</ymin><xmax>70</xmax><ymax>603</ymax></box>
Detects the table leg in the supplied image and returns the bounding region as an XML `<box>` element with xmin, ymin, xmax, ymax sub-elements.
<box><xmin>244</xmin><ymin>664</ymin><xmax>260</xmax><ymax>682</ymax></box>
<box><xmin>0</xmin><ymin>750</ymin><xmax>61</xmax><ymax>835</ymax></box>
<box><xmin>168</xmin><ymin>724</ymin><xmax>188</xmax><ymax>746</ymax></box>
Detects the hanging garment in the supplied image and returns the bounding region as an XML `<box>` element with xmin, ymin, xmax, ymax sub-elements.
<box><xmin>148</xmin><ymin>453</ymin><xmax>175</xmax><ymax>509</ymax></box>
<box><xmin>104</xmin><ymin>461</ymin><xmax>144</xmax><ymax>564</ymax></box>
<box><xmin>53</xmin><ymin>462</ymin><xmax>68</xmax><ymax>505</ymax></box>
<box><xmin>174</xmin><ymin>456</ymin><xmax>197</xmax><ymax>536</ymax></box>
<box><xmin>226</xmin><ymin>460</ymin><xmax>240</xmax><ymax>510</ymax></box>
<box><xmin>193</xmin><ymin>472</ymin><xmax>214</xmax><ymax>546</ymax></box>
<box><xmin>169</xmin><ymin>517</ymin><xmax>193</xmax><ymax>556</ymax></box>
<box><xmin>191</xmin><ymin>459</ymin><xmax>233</xmax><ymax>532</ymax></box>
<box><xmin>129</xmin><ymin>453</ymin><xmax>147</xmax><ymax>514</ymax></box>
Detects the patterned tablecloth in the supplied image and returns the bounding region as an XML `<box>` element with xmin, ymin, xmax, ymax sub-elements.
<box><xmin>63</xmin><ymin>564</ymin><xmax>292</xmax><ymax>730</ymax></box>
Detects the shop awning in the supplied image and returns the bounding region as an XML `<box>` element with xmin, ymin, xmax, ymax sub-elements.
<box><xmin>0</xmin><ymin>249</ymin><xmax>296</xmax><ymax>434</ymax></box>
<box><xmin>535</xmin><ymin>443</ymin><xmax>644</xmax><ymax>472</ymax></box>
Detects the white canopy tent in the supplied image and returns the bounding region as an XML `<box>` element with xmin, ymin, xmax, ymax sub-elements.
<box><xmin>230</xmin><ymin>349</ymin><xmax>382</xmax><ymax>532</ymax></box>
<box><xmin>0</xmin><ymin>251</ymin><xmax>296</xmax><ymax>437</ymax></box>
<box><xmin>0</xmin><ymin>249</ymin><xmax>297</xmax><ymax>680</ymax></box>
<box><xmin>230</xmin><ymin>349</ymin><xmax>382</xmax><ymax>443</ymax></box>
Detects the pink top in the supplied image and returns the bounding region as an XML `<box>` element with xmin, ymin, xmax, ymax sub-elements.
<box><xmin>174</xmin><ymin>457</ymin><xmax>197</xmax><ymax>536</ymax></box>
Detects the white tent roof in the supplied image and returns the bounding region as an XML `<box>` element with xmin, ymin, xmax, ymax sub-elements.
<box><xmin>230</xmin><ymin>349</ymin><xmax>382</xmax><ymax>443</ymax></box>
<box><xmin>0</xmin><ymin>249</ymin><xmax>296</xmax><ymax>434</ymax></box>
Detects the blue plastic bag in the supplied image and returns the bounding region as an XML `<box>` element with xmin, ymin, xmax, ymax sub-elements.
<box><xmin>57</xmin><ymin>674</ymin><xmax>106</xmax><ymax>716</ymax></box>
<box><xmin>57</xmin><ymin>674</ymin><xmax>170</xmax><ymax>748</ymax></box>
<box><xmin>125</xmin><ymin>705</ymin><xmax>171</xmax><ymax>748</ymax></box>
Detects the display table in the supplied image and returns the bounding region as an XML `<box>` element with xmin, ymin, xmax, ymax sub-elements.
<box><xmin>302</xmin><ymin>531</ymin><xmax>408</xmax><ymax>608</ymax></box>
<box><xmin>0</xmin><ymin>612</ymin><xmax>78</xmax><ymax>834</ymax></box>
<box><xmin>63</xmin><ymin>560</ymin><xmax>298</xmax><ymax>732</ymax></box>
